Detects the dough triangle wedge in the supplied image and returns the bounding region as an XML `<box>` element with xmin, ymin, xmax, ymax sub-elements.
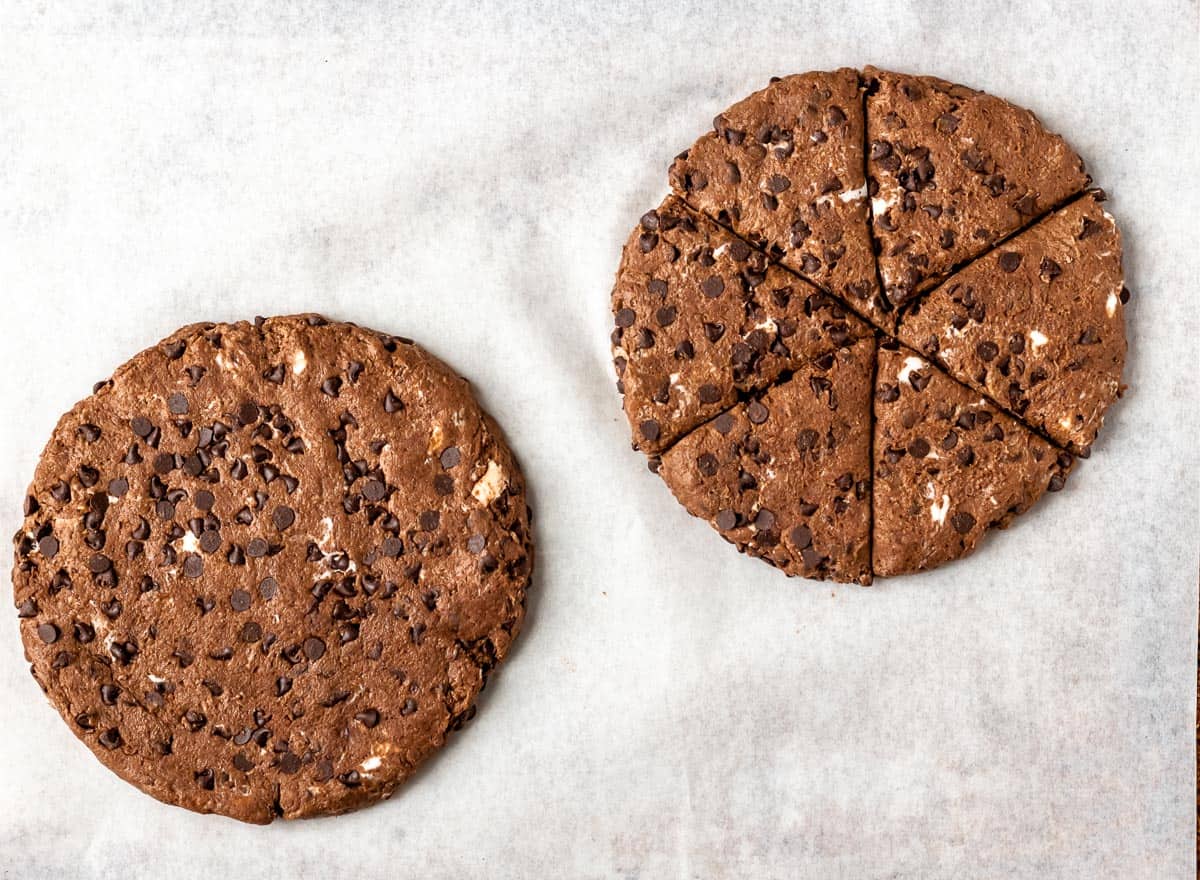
<box><xmin>612</xmin><ymin>195</ymin><xmax>872</xmax><ymax>455</ymax></box>
<box><xmin>659</xmin><ymin>336</ymin><xmax>874</xmax><ymax>584</ymax></box>
<box><xmin>669</xmin><ymin>68</ymin><xmax>890</xmax><ymax>331</ymax></box>
<box><xmin>872</xmin><ymin>341</ymin><xmax>1073</xmax><ymax>576</ymax></box>
<box><xmin>864</xmin><ymin>66</ymin><xmax>1090</xmax><ymax>309</ymax></box>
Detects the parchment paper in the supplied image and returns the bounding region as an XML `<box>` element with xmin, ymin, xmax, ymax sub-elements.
<box><xmin>1</xmin><ymin>2</ymin><xmax>1197</xmax><ymax>877</ymax></box>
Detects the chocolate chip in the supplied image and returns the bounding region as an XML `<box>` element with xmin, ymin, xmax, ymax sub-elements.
<box><xmin>766</xmin><ymin>174</ymin><xmax>791</xmax><ymax>193</ymax></box>
<box><xmin>696</xmin><ymin>453</ymin><xmax>719</xmax><ymax>477</ymax></box>
<box><xmin>788</xmin><ymin>523</ymin><xmax>814</xmax><ymax>549</ymax></box>
<box><xmin>998</xmin><ymin>252</ymin><xmax>1022</xmax><ymax>273</ymax></box>
<box><xmin>746</xmin><ymin>401</ymin><xmax>769</xmax><ymax>424</ymax></box>
<box><xmin>77</xmin><ymin>423</ymin><xmax>102</xmax><ymax>443</ymax></box>
<box><xmin>37</xmin><ymin>623</ymin><xmax>59</xmax><ymax>644</ymax></box>
<box><xmin>714</xmin><ymin>413</ymin><xmax>734</xmax><ymax>435</ymax></box>
<box><xmin>700</xmin><ymin>276</ymin><xmax>725</xmax><ymax>298</ymax></box>
<box><xmin>754</xmin><ymin>508</ymin><xmax>776</xmax><ymax>530</ymax></box>
<box><xmin>302</xmin><ymin>637</ymin><xmax>326</xmax><ymax>661</ymax></box>
<box><xmin>168</xmin><ymin>393</ymin><xmax>189</xmax><ymax>414</ymax></box>
<box><xmin>240</xmin><ymin>622</ymin><xmax>262</xmax><ymax>643</ymax></box>
<box><xmin>183</xmin><ymin>554</ymin><xmax>204</xmax><ymax>578</ymax></box>
<box><xmin>976</xmin><ymin>341</ymin><xmax>999</xmax><ymax>362</ymax></box>
<box><xmin>715</xmin><ymin>509</ymin><xmax>738</xmax><ymax>530</ymax></box>
<box><xmin>236</xmin><ymin>401</ymin><xmax>259</xmax><ymax>426</ymax></box>
<box><xmin>354</xmin><ymin>709</ymin><xmax>381</xmax><ymax>728</ymax></box>
<box><xmin>639</xmin><ymin>420</ymin><xmax>660</xmax><ymax>442</ymax></box>
<box><xmin>383</xmin><ymin>389</ymin><xmax>404</xmax><ymax>413</ymax></box>
<box><xmin>230</xmin><ymin>589</ymin><xmax>251</xmax><ymax>612</ymax></box>
<box><xmin>697</xmin><ymin>384</ymin><xmax>721</xmax><ymax>404</ymax></box>
<box><xmin>98</xmin><ymin>728</ymin><xmax>123</xmax><ymax>750</ymax></box>
<box><xmin>269</xmin><ymin>506</ymin><xmax>295</xmax><ymax>532</ymax></box>
<box><xmin>362</xmin><ymin>479</ymin><xmax>387</xmax><ymax>502</ymax></box>
<box><xmin>907</xmin><ymin>438</ymin><xmax>931</xmax><ymax>458</ymax></box>
<box><xmin>950</xmin><ymin>511</ymin><xmax>976</xmax><ymax>534</ymax></box>
<box><xmin>38</xmin><ymin>535</ymin><xmax>60</xmax><ymax>558</ymax></box>
<box><xmin>614</xmin><ymin>308</ymin><xmax>636</xmax><ymax>328</ymax></box>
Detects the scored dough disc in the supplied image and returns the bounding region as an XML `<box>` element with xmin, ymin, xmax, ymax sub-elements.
<box><xmin>613</xmin><ymin>67</ymin><xmax>1127</xmax><ymax>581</ymax></box>
<box><xmin>12</xmin><ymin>314</ymin><xmax>533</xmax><ymax>823</ymax></box>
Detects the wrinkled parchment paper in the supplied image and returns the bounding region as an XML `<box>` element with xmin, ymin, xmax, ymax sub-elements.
<box><xmin>2</xmin><ymin>2</ymin><xmax>1197</xmax><ymax>877</ymax></box>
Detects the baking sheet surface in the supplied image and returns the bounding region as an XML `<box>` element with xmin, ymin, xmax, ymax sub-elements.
<box><xmin>1</xmin><ymin>2</ymin><xmax>1197</xmax><ymax>877</ymax></box>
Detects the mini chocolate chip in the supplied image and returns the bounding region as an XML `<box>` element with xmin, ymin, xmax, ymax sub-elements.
<box><xmin>269</xmin><ymin>506</ymin><xmax>295</xmax><ymax>532</ymax></box>
<box><xmin>907</xmin><ymin>438</ymin><xmax>931</xmax><ymax>458</ymax></box>
<box><xmin>950</xmin><ymin>511</ymin><xmax>976</xmax><ymax>534</ymax></box>
<box><xmin>355</xmin><ymin>709</ymin><xmax>381</xmax><ymax>728</ymax></box>
<box><xmin>383</xmin><ymin>389</ymin><xmax>405</xmax><ymax>413</ymax></box>
<box><xmin>236</xmin><ymin>401</ymin><xmax>259</xmax><ymax>426</ymax></box>
<box><xmin>998</xmin><ymin>252</ymin><xmax>1022</xmax><ymax>272</ymax></box>
<box><xmin>701</xmin><ymin>276</ymin><xmax>725</xmax><ymax>298</ymax></box>
<box><xmin>754</xmin><ymin>508</ymin><xmax>776</xmax><ymax>530</ymax></box>
<box><xmin>789</xmin><ymin>524</ymin><xmax>813</xmax><ymax>549</ymax></box>
<box><xmin>240</xmin><ymin>622</ymin><xmax>262</xmax><ymax>643</ymax></box>
<box><xmin>37</xmin><ymin>623</ymin><xmax>59</xmax><ymax>644</ymax></box>
<box><xmin>976</xmin><ymin>341</ymin><xmax>999</xmax><ymax>361</ymax></box>
<box><xmin>439</xmin><ymin>446</ymin><xmax>462</xmax><ymax>470</ymax></box>
<box><xmin>767</xmin><ymin>174</ymin><xmax>791</xmax><ymax>193</ymax></box>
<box><xmin>259</xmin><ymin>577</ymin><xmax>278</xmax><ymax>600</ymax></box>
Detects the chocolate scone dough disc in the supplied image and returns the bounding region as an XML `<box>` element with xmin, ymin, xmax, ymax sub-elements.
<box><xmin>864</xmin><ymin>66</ymin><xmax>1091</xmax><ymax>309</ymax></box>
<box><xmin>898</xmin><ymin>192</ymin><xmax>1126</xmax><ymax>454</ymax></box>
<box><xmin>612</xmin><ymin>195</ymin><xmax>871</xmax><ymax>455</ymax></box>
<box><xmin>12</xmin><ymin>315</ymin><xmax>532</xmax><ymax>823</ymax></box>
<box><xmin>659</xmin><ymin>337</ymin><xmax>874</xmax><ymax>584</ymax></box>
<box><xmin>872</xmin><ymin>343</ymin><xmax>1073</xmax><ymax>576</ymax></box>
<box><xmin>669</xmin><ymin>69</ymin><xmax>891</xmax><ymax>331</ymax></box>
